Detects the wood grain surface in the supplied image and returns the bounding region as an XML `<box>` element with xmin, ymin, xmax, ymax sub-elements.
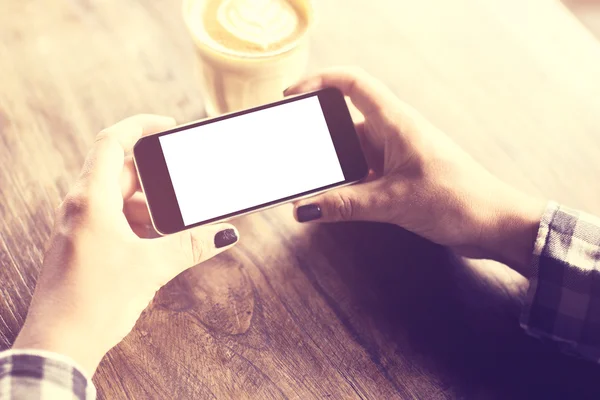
<box><xmin>1</xmin><ymin>0</ymin><xmax>600</xmax><ymax>398</ymax></box>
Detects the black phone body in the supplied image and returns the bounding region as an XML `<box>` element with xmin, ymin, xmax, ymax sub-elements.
<box><xmin>133</xmin><ymin>88</ymin><xmax>368</xmax><ymax>235</ymax></box>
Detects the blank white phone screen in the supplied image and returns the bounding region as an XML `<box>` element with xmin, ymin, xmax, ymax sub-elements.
<box><xmin>159</xmin><ymin>96</ymin><xmax>345</xmax><ymax>226</ymax></box>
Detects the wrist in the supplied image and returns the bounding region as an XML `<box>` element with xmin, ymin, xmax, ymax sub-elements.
<box><xmin>478</xmin><ymin>191</ymin><xmax>546</xmax><ymax>277</ymax></box>
<box><xmin>13</xmin><ymin>318</ymin><xmax>105</xmax><ymax>376</ymax></box>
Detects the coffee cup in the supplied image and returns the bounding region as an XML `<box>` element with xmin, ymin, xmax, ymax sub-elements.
<box><xmin>182</xmin><ymin>0</ymin><xmax>315</xmax><ymax>117</ymax></box>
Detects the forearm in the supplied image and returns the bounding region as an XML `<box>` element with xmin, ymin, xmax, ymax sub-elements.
<box><xmin>12</xmin><ymin>299</ymin><xmax>107</xmax><ymax>376</ymax></box>
<box><xmin>13</xmin><ymin>325</ymin><xmax>103</xmax><ymax>377</ymax></box>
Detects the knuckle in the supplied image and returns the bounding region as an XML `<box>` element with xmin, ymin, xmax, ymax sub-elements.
<box><xmin>94</xmin><ymin>131</ymin><xmax>118</xmax><ymax>148</ymax></box>
<box><xmin>95</xmin><ymin>126</ymin><xmax>124</xmax><ymax>146</ymax></box>
<box><xmin>332</xmin><ymin>192</ymin><xmax>355</xmax><ymax>221</ymax></box>
<box><xmin>56</xmin><ymin>191</ymin><xmax>92</xmax><ymax>231</ymax></box>
<box><xmin>95</xmin><ymin>129</ymin><xmax>110</xmax><ymax>143</ymax></box>
<box><xmin>60</xmin><ymin>192</ymin><xmax>90</xmax><ymax>218</ymax></box>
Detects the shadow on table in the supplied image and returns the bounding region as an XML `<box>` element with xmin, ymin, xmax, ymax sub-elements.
<box><xmin>305</xmin><ymin>222</ymin><xmax>600</xmax><ymax>399</ymax></box>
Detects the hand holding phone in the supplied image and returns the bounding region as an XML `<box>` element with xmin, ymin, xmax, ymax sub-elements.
<box><xmin>285</xmin><ymin>67</ymin><xmax>546</xmax><ymax>274</ymax></box>
<box><xmin>134</xmin><ymin>88</ymin><xmax>369</xmax><ymax>235</ymax></box>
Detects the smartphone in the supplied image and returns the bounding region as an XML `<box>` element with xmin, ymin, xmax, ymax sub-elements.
<box><xmin>133</xmin><ymin>87</ymin><xmax>369</xmax><ymax>235</ymax></box>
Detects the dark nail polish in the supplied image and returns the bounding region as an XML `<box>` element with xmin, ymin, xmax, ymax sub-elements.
<box><xmin>297</xmin><ymin>204</ymin><xmax>322</xmax><ymax>222</ymax></box>
<box><xmin>214</xmin><ymin>229</ymin><xmax>238</xmax><ymax>248</ymax></box>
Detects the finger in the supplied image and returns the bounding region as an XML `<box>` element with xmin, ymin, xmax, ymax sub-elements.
<box><xmin>77</xmin><ymin>137</ymin><xmax>127</xmax><ymax>210</ymax></box>
<box><xmin>120</xmin><ymin>155</ymin><xmax>140</xmax><ymax>199</ymax></box>
<box><xmin>96</xmin><ymin>114</ymin><xmax>176</xmax><ymax>154</ymax></box>
<box><xmin>346</xmin><ymin>97</ymin><xmax>382</xmax><ymax>172</ymax></box>
<box><xmin>339</xmin><ymin>97</ymin><xmax>383</xmax><ymax>175</ymax></box>
<box><xmin>107</xmin><ymin>115</ymin><xmax>176</xmax><ymax>197</ymax></box>
<box><xmin>284</xmin><ymin>66</ymin><xmax>399</xmax><ymax>120</ymax></box>
<box><xmin>151</xmin><ymin>224</ymin><xmax>239</xmax><ymax>278</ymax></box>
<box><xmin>129</xmin><ymin>222</ymin><xmax>154</xmax><ymax>239</ymax></box>
<box><xmin>294</xmin><ymin>180</ymin><xmax>387</xmax><ymax>223</ymax></box>
<box><xmin>354</xmin><ymin>120</ymin><xmax>384</xmax><ymax>175</ymax></box>
<box><xmin>345</xmin><ymin>96</ymin><xmax>365</xmax><ymax>124</ymax></box>
<box><xmin>123</xmin><ymin>192</ymin><xmax>151</xmax><ymax>226</ymax></box>
<box><xmin>363</xmin><ymin>169</ymin><xmax>379</xmax><ymax>183</ymax></box>
<box><xmin>81</xmin><ymin>114</ymin><xmax>176</xmax><ymax>197</ymax></box>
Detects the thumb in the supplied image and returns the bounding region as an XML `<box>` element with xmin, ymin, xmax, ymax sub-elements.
<box><xmin>151</xmin><ymin>223</ymin><xmax>239</xmax><ymax>278</ymax></box>
<box><xmin>294</xmin><ymin>181</ymin><xmax>382</xmax><ymax>223</ymax></box>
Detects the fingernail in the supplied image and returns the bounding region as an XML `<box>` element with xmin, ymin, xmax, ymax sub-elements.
<box><xmin>297</xmin><ymin>204</ymin><xmax>322</xmax><ymax>222</ymax></box>
<box><xmin>283</xmin><ymin>86</ymin><xmax>292</xmax><ymax>95</ymax></box>
<box><xmin>214</xmin><ymin>228</ymin><xmax>238</xmax><ymax>248</ymax></box>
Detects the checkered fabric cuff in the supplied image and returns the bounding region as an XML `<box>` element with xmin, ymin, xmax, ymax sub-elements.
<box><xmin>0</xmin><ymin>349</ymin><xmax>96</xmax><ymax>399</ymax></box>
<box><xmin>521</xmin><ymin>202</ymin><xmax>600</xmax><ymax>362</ymax></box>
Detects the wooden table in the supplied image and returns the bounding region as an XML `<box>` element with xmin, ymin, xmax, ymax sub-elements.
<box><xmin>2</xmin><ymin>0</ymin><xmax>600</xmax><ymax>398</ymax></box>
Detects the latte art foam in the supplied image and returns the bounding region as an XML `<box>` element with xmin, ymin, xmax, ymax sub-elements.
<box><xmin>183</xmin><ymin>0</ymin><xmax>312</xmax><ymax>115</ymax></box>
<box><xmin>217</xmin><ymin>0</ymin><xmax>299</xmax><ymax>50</ymax></box>
<box><xmin>198</xmin><ymin>0</ymin><xmax>310</xmax><ymax>56</ymax></box>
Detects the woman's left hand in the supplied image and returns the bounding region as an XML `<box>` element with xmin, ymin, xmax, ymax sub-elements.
<box><xmin>13</xmin><ymin>115</ymin><xmax>240</xmax><ymax>374</ymax></box>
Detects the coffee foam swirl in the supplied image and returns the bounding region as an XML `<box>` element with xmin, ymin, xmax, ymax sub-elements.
<box><xmin>216</xmin><ymin>0</ymin><xmax>299</xmax><ymax>50</ymax></box>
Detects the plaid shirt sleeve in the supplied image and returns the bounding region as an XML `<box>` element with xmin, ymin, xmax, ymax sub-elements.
<box><xmin>521</xmin><ymin>201</ymin><xmax>600</xmax><ymax>361</ymax></box>
<box><xmin>0</xmin><ymin>349</ymin><xmax>96</xmax><ymax>399</ymax></box>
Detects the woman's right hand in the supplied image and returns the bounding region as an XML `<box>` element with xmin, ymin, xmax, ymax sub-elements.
<box><xmin>285</xmin><ymin>67</ymin><xmax>545</xmax><ymax>275</ymax></box>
